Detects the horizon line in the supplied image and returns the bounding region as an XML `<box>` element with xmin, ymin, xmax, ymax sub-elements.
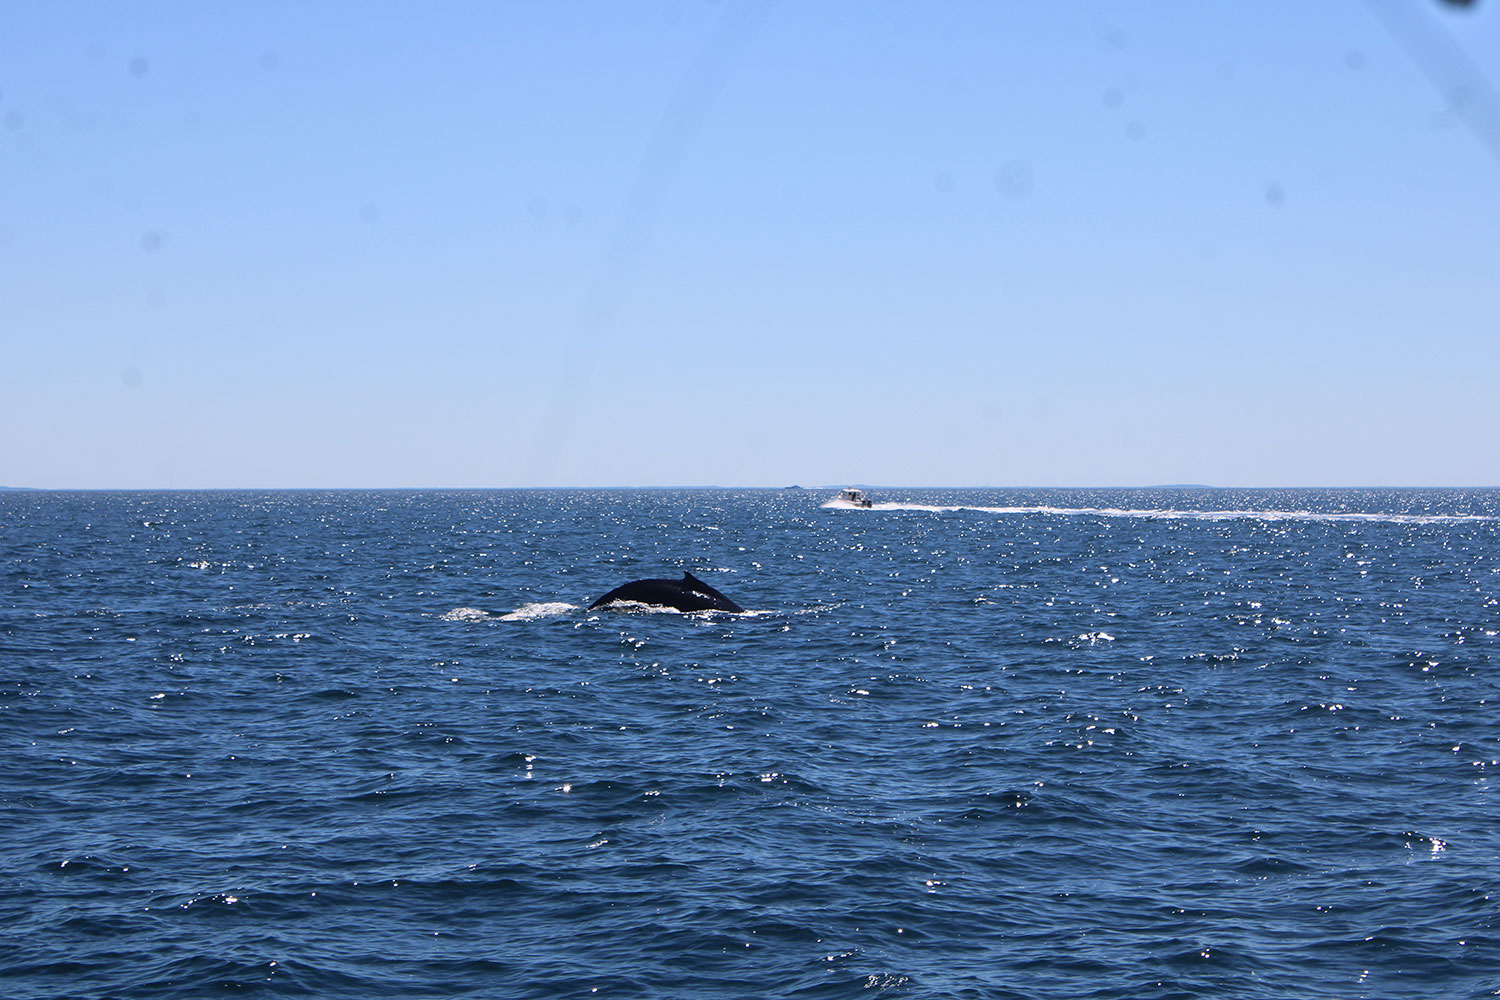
<box><xmin>6</xmin><ymin>484</ymin><xmax>1500</xmax><ymax>493</ymax></box>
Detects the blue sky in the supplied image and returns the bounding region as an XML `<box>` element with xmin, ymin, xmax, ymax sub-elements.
<box><xmin>4</xmin><ymin>1</ymin><xmax>1497</xmax><ymax>488</ymax></box>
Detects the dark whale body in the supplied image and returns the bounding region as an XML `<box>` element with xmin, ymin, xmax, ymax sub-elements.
<box><xmin>589</xmin><ymin>572</ymin><xmax>744</xmax><ymax>613</ymax></box>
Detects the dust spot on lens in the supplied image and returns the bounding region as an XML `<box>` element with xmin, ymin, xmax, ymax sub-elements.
<box><xmin>527</xmin><ymin>197</ymin><xmax>551</xmax><ymax>229</ymax></box>
<box><xmin>995</xmin><ymin>160</ymin><xmax>1032</xmax><ymax>200</ymax></box>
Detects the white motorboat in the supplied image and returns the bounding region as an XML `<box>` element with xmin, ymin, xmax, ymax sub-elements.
<box><xmin>837</xmin><ymin>488</ymin><xmax>874</xmax><ymax>508</ymax></box>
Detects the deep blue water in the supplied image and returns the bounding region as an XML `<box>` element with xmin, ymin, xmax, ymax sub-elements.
<box><xmin>4</xmin><ymin>488</ymin><xmax>1500</xmax><ymax>999</ymax></box>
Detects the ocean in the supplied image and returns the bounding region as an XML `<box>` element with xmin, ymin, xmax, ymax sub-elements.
<box><xmin>4</xmin><ymin>487</ymin><xmax>1498</xmax><ymax>999</ymax></box>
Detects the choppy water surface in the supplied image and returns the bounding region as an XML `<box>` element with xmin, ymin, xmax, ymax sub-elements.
<box><xmin>4</xmin><ymin>488</ymin><xmax>1499</xmax><ymax>999</ymax></box>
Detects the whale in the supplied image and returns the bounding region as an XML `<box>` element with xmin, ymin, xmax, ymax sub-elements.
<box><xmin>589</xmin><ymin>571</ymin><xmax>744</xmax><ymax>613</ymax></box>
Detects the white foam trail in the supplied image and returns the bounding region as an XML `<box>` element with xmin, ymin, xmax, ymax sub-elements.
<box><xmin>440</xmin><ymin>602</ymin><xmax>580</xmax><ymax>623</ymax></box>
<box><xmin>441</xmin><ymin>607</ymin><xmax>496</xmax><ymax>623</ymax></box>
<box><xmin>500</xmin><ymin>602</ymin><xmax>578</xmax><ymax>621</ymax></box>
<box><xmin>589</xmin><ymin>600</ymin><xmax>747</xmax><ymax>616</ymax></box>
<box><xmin>824</xmin><ymin>500</ymin><xmax>1496</xmax><ymax>525</ymax></box>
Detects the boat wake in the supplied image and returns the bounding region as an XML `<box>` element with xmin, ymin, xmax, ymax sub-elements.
<box><xmin>824</xmin><ymin>501</ymin><xmax>1496</xmax><ymax>526</ymax></box>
